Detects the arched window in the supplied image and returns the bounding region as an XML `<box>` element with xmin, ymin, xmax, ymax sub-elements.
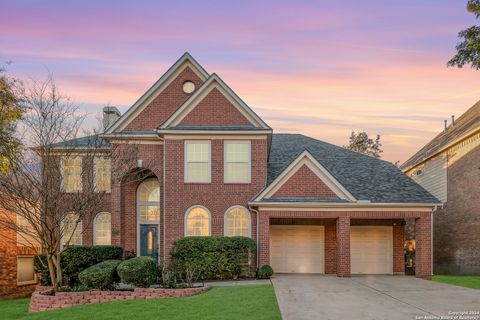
<box><xmin>94</xmin><ymin>212</ymin><xmax>111</xmax><ymax>245</ymax></box>
<box><xmin>185</xmin><ymin>206</ymin><xmax>210</xmax><ymax>236</ymax></box>
<box><xmin>224</xmin><ymin>206</ymin><xmax>251</xmax><ymax>237</ymax></box>
<box><xmin>137</xmin><ymin>178</ymin><xmax>160</xmax><ymax>223</ymax></box>
<box><xmin>62</xmin><ymin>213</ymin><xmax>82</xmax><ymax>247</ymax></box>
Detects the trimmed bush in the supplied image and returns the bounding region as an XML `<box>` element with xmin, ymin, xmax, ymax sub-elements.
<box><xmin>79</xmin><ymin>260</ymin><xmax>121</xmax><ymax>290</ymax></box>
<box><xmin>34</xmin><ymin>246</ymin><xmax>126</xmax><ymax>287</ymax></box>
<box><xmin>257</xmin><ymin>265</ymin><xmax>274</xmax><ymax>279</ymax></box>
<box><xmin>117</xmin><ymin>256</ymin><xmax>159</xmax><ymax>288</ymax></box>
<box><xmin>171</xmin><ymin>236</ymin><xmax>256</xmax><ymax>281</ymax></box>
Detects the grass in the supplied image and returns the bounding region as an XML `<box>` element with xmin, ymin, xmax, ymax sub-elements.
<box><xmin>0</xmin><ymin>285</ymin><xmax>281</xmax><ymax>320</ymax></box>
<box><xmin>432</xmin><ymin>275</ymin><xmax>480</xmax><ymax>290</ymax></box>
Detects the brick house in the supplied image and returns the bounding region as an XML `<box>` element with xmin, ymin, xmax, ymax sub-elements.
<box><xmin>50</xmin><ymin>53</ymin><xmax>439</xmax><ymax>279</ymax></box>
<box><xmin>402</xmin><ymin>102</ymin><xmax>480</xmax><ymax>275</ymax></box>
<box><xmin>0</xmin><ymin>206</ymin><xmax>39</xmax><ymax>298</ymax></box>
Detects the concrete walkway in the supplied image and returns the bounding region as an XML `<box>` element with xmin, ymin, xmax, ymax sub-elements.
<box><xmin>272</xmin><ymin>274</ymin><xmax>480</xmax><ymax>320</ymax></box>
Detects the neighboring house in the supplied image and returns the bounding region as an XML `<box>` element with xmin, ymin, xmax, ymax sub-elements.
<box><xmin>0</xmin><ymin>206</ymin><xmax>39</xmax><ymax>298</ymax></box>
<box><xmin>402</xmin><ymin>102</ymin><xmax>480</xmax><ymax>275</ymax></box>
<box><xmin>48</xmin><ymin>53</ymin><xmax>439</xmax><ymax>279</ymax></box>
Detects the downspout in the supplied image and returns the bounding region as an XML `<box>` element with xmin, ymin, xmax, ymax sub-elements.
<box><xmin>163</xmin><ymin>138</ymin><xmax>166</xmax><ymax>263</ymax></box>
<box><xmin>431</xmin><ymin>205</ymin><xmax>438</xmax><ymax>277</ymax></box>
<box><xmin>249</xmin><ymin>206</ymin><xmax>260</xmax><ymax>269</ymax></box>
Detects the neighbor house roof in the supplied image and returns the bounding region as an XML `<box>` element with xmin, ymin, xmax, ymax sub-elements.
<box><xmin>264</xmin><ymin>134</ymin><xmax>440</xmax><ymax>204</ymax></box>
<box><xmin>401</xmin><ymin>100</ymin><xmax>480</xmax><ymax>171</ymax></box>
<box><xmin>49</xmin><ymin>134</ymin><xmax>109</xmax><ymax>149</ymax></box>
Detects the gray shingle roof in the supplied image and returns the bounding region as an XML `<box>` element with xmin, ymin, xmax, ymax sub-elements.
<box><xmin>401</xmin><ymin>100</ymin><xmax>480</xmax><ymax>170</ymax></box>
<box><xmin>267</xmin><ymin>134</ymin><xmax>440</xmax><ymax>204</ymax></box>
<box><xmin>160</xmin><ymin>125</ymin><xmax>264</xmax><ymax>130</ymax></box>
<box><xmin>49</xmin><ymin>135</ymin><xmax>109</xmax><ymax>149</ymax></box>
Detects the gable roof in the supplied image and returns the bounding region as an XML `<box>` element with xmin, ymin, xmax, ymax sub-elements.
<box><xmin>106</xmin><ymin>52</ymin><xmax>209</xmax><ymax>133</ymax></box>
<box><xmin>255</xmin><ymin>150</ymin><xmax>356</xmax><ymax>202</ymax></box>
<box><xmin>262</xmin><ymin>134</ymin><xmax>440</xmax><ymax>204</ymax></box>
<box><xmin>158</xmin><ymin>74</ymin><xmax>271</xmax><ymax>130</ymax></box>
<box><xmin>401</xmin><ymin>100</ymin><xmax>480</xmax><ymax>171</ymax></box>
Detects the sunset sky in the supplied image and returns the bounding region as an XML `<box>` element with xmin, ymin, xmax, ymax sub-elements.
<box><xmin>2</xmin><ymin>0</ymin><xmax>479</xmax><ymax>163</ymax></box>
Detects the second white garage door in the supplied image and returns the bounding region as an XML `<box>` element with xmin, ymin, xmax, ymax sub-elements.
<box><xmin>270</xmin><ymin>225</ymin><xmax>324</xmax><ymax>273</ymax></box>
<box><xmin>350</xmin><ymin>226</ymin><xmax>393</xmax><ymax>274</ymax></box>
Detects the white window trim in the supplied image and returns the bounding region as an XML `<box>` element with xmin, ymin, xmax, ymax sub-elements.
<box><xmin>184</xmin><ymin>140</ymin><xmax>211</xmax><ymax>183</ymax></box>
<box><xmin>16</xmin><ymin>255</ymin><xmax>37</xmax><ymax>286</ymax></box>
<box><xmin>184</xmin><ymin>205</ymin><xmax>212</xmax><ymax>236</ymax></box>
<box><xmin>223</xmin><ymin>205</ymin><xmax>251</xmax><ymax>237</ymax></box>
<box><xmin>93</xmin><ymin>212</ymin><xmax>111</xmax><ymax>245</ymax></box>
<box><xmin>93</xmin><ymin>157</ymin><xmax>111</xmax><ymax>193</ymax></box>
<box><xmin>61</xmin><ymin>156</ymin><xmax>83</xmax><ymax>193</ymax></box>
<box><xmin>136</xmin><ymin>178</ymin><xmax>161</xmax><ymax>258</ymax></box>
<box><xmin>61</xmin><ymin>213</ymin><xmax>83</xmax><ymax>249</ymax></box>
<box><xmin>224</xmin><ymin>140</ymin><xmax>251</xmax><ymax>184</ymax></box>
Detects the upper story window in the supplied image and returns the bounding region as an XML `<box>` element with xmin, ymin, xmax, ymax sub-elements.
<box><xmin>62</xmin><ymin>156</ymin><xmax>82</xmax><ymax>192</ymax></box>
<box><xmin>62</xmin><ymin>213</ymin><xmax>82</xmax><ymax>247</ymax></box>
<box><xmin>94</xmin><ymin>157</ymin><xmax>111</xmax><ymax>192</ymax></box>
<box><xmin>224</xmin><ymin>141</ymin><xmax>251</xmax><ymax>183</ymax></box>
<box><xmin>185</xmin><ymin>141</ymin><xmax>211</xmax><ymax>183</ymax></box>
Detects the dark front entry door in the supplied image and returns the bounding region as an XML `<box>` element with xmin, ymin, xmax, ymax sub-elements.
<box><xmin>140</xmin><ymin>225</ymin><xmax>158</xmax><ymax>260</ymax></box>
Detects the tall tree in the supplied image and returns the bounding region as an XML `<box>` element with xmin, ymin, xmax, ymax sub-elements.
<box><xmin>448</xmin><ymin>0</ymin><xmax>480</xmax><ymax>70</ymax></box>
<box><xmin>0</xmin><ymin>65</ymin><xmax>23</xmax><ymax>172</ymax></box>
<box><xmin>0</xmin><ymin>75</ymin><xmax>137</xmax><ymax>291</ymax></box>
<box><xmin>344</xmin><ymin>131</ymin><xmax>383</xmax><ymax>158</ymax></box>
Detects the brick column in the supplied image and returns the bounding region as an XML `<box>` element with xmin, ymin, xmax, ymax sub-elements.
<box><xmin>393</xmin><ymin>224</ymin><xmax>405</xmax><ymax>274</ymax></box>
<box><xmin>258</xmin><ymin>212</ymin><xmax>270</xmax><ymax>267</ymax></box>
<box><xmin>110</xmin><ymin>182</ymin><xmax>122</xmax><ymax>247</ymax></box>
<box><xmin>336</xmin><ymin>216</ymin><xmax>350</xmax><ymax>277</ymax></box>
<box><xmin>415</xmin><ymin>216</ymin><xmax>432</xmax><ymax>279</ymax></box>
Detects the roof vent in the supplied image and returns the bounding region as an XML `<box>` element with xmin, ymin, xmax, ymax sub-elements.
<box><xmin>103</xmin><ymin>106</ymin><xmax>121</xmax><ymax>132</ymax></box>
<box><xmin>451</xmin><ymin>115</ymin><xmax>455</xmax><ymax>126</ymax></box>
<box><xmin>444</xmin><ymin>120</ymin><xmax>447</xmax><ymax>131</ymax></box>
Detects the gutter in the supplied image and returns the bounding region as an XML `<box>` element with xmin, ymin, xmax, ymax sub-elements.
<box><xmin>248</xmin><ymin>201</ymin><xmax>440</xmax><ymax>208</ymax></box>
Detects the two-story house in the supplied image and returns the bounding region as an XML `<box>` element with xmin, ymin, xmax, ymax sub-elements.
<box><xmin>51</xmin><ymin>53</ymin><xmax>439</xmax><ymax>279</ymax></box>
<box><xmin>402</xmin><ymin>102</ymin><xmax>480</xmax><ymax>275</ymax></box>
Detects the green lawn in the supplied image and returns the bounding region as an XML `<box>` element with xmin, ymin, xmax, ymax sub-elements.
<box><xmin>0</xmin><ymin>285</ymin><xmax>281</xmax><ymax>320</ymax></box>
<box><xmin>433</xmin><ymin>275</ymin><xmax>480</xmax><ymax>290</ymax></box>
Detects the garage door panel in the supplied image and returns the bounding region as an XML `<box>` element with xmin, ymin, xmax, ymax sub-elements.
<box><xmin>351</xmin><ymin>226</ymin><xmax>393</xmax><ymax>274</ymax></box>
<box><xmin>270</xmin><ymin>225</ymin><xmax>325</xmax><ymax>274</ymax></box>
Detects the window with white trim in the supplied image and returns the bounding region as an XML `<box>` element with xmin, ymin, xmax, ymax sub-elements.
<box><xmin>137</xmin><ymin>179</ymin><xmax>160</xmax><ymax>223</ymax></box>
<box><xmin>17</xmin><ymin>256</ymin><xmax>36</xmax><ymax>285</ymax></box>
<box><xmin>94</xmin><ymin>212</ymin><xmax>111</xmax><ymax>245</ymax></box>
<box><xmin>185</xmin><ymin>141</ymin><xmax>211</xmax><ymax>183</ymax></box>
<box><xmin>185</xmin><ymin>206</ymin><xmax>210</xmax><ymax>236</ymax></box>
<box><xmin>94</xmin><ymin>157</ymin><xmax>111</xmax><ymax>192</ymax></box>
<box><xmin>224</xmin><ymin>141</ymin><xmax>251</xmax><ymax>183</ymax></box>
<box><xmin>225</xmin><ymin>207</ymin><xmax>251</xmax><ymax>237</ymax></box>
<box><xmin>62</xmin><ymin>213</ymin><xmax>82</xmax><ymax>247</ymax></box>
<box><xmin>62</xmin><ymin>156</ymin><xmax>82</xmax><ymax>192</ymax></box>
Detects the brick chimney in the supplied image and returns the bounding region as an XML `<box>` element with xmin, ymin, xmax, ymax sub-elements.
<box><xmin>102</xmin><ymin>106</ymin><xmax>121</xmax><ymax>131</ymax></box>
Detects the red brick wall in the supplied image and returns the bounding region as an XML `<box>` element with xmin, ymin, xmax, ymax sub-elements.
<box><xmin>393</xmin><ymin>224</ymin><xmax>405</xmax><ymax>274</ymax></box>
<box><xmin>325</xmin><ymin>223</ymin><xmax>337</xmax><ymax>274</ymax></box>
<box><xmin>415</xmin><ymin>216</ymin><xmax>432</xmax><ymax>279</ymax></box>
<box><xmin>271</xmin><ymin>164</ymin><xmax>338</xmax><ymax>199</ymax></box>
<box><xmin>336</xmin><ymin>216</ymin><xmax>350</xmax><ymax>277</ymax></box>
<box><xmin>179</xmin><ymin>88</ymin><xmax>251</xmax><ymax>126</ymax></box>
<box><xmin>125</xmin><ymin>67</ymin><xmax>204</xmax><ymax>131</ymax></box>
<box><xmin>164</xmin><ymin>138</ymin><xmax>267</xmax><ymax>261</ymax></box>
<box><xmin>0</xmin><ymin>208</ymin><xmax>39</xmax><ymax>299</ymax></box>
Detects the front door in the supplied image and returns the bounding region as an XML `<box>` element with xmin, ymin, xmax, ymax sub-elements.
<box><xmin>140</xmin><ymin>225</ymin><xmax>158</xmax><ymax>260</ymax></box>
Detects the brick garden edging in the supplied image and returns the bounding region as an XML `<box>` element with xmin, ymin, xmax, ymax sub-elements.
<box><xmin>29</xmin><ymin>286</ymin><xmax>210</xmax><ymax>312</ymax></box>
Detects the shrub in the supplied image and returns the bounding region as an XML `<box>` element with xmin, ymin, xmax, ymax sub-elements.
<box><xmin>171</xmin><ymin>236</ymin><xmax>256</xmax><ymax>282</ymax></box>
<box><xmin>34</xmin><ymin>246</ymin><xmax>126</xmax><ymax>287</ymax></box>
<box><xmin>257</xmin><ymin>265</ymin><xmax>274</xmax><ymax>279</ymax></box>
<box><xmin>79</xmin><ymin>260</ymin><xmax>121</xmax><ymax>290</ymax></box>
<box><xmin>117</xmin><ymin>256</ymin><xmax>159</xmax><ymax>288</ymax></box>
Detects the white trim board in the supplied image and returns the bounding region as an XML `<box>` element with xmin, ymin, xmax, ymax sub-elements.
<box><xmin>254</xmin><ymin>150</ymin><xmax>356</xmax><ymax>202</ymax></box>
<box><xmin>106</xmin><ymin>53</ymin><xmax>209</xmax><ymax>133</ymax></box>
<box><xmin>160</xmin><ymin>74</ymin><xmax>270</xmax><ymax>130</ymax></box>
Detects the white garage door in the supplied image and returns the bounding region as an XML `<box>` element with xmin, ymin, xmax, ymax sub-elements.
<box><xmin>351</xmin><ymin>226</ymin><xmax>393</xmax><ymax>274</ymax></box>
<box><xmin>270</xmin><ymin>225</ymin><xmax>324</xmax><ymax>273</ymax></box>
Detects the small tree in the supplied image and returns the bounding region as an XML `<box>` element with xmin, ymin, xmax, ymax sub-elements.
<box><xmin>344</xmin><ymin>131</ymin><xmax>383</xmax><ymax>158</ymax></box>
<box><xmin>0</xmin><ymin>75</ymin><xmax>137</xmax><ymax>291</ymax></box>
<box><xmin>448</xmin><ymin>0</ymin><xmax>480</xmax><ymax>70</ymax></box>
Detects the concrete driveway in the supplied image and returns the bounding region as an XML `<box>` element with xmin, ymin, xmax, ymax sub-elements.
<box><xmin>272</xmin><ymin>274</ymin><xmax>480</xmax><ymax>320</ymax></box>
